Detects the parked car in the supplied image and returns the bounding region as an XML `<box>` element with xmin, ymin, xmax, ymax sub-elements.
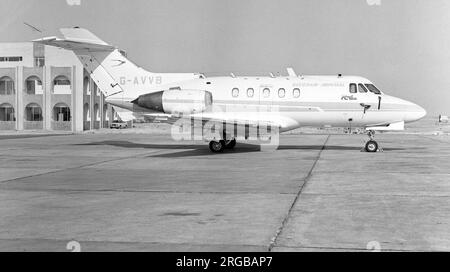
<box><xmin>110</xmin><ymin>121</ymin><xmax>128</xmax><ymax>129</ymax></box>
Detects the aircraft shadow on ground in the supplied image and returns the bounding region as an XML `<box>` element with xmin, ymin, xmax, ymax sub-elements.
<box><xmin>76</xmin><ymin>140</ymin><xmax>408</xmax><ymax>158</ymax></box>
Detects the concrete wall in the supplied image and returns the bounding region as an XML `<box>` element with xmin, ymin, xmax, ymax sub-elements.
<box><xmin>0</xmin><ymin>43</ymin><xmax>33</xmax><ymax>68</ymax></box>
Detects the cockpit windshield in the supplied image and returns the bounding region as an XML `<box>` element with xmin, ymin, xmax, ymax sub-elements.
<box><xmin>364</xmin><ymin>84</ymin><xmax>382</xmax><ymax>95</ymax></box>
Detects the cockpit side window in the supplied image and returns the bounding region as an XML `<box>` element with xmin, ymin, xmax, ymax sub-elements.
<box><xmin>358</xmin><ymin>83</ymin><xmax>368</xmax><ymax>93</ymax></box>
<box><xmin>365</xmin><ymin>84</ymin><xmax>382</xmax><ymax>94</ymax></box>
<box><xmin>349</xmin><ymin>83</ymin><xmax>357</xmax><ymax>93</ymax></box>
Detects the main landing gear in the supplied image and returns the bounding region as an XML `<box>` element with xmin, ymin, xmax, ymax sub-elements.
<box><xmin>364</xmin><ymin>130</ymin><xmax>382</xmax><ymax>153</ymax></box>
<box><xmin>209</xmin><ymin>139</ymin><xmax>236</xmax><ymax>153</ymax></box>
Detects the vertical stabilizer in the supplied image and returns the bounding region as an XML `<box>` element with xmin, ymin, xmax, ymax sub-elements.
<box><xmin>33</xmin><ymin>27</ymin><xmax>199</xmax><ymax>101</ymax></box>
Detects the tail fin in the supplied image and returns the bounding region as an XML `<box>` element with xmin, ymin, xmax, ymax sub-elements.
<box><xmin>33</xmin><ymin>27</ymin><xmax>197</xmax><ymax>100</ymax></box>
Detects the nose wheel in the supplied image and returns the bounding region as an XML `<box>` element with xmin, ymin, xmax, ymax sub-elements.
<box><xmin>365</xmin><ymin>140</ymin><xmax>379</xmax><ymax>152</ymax></box>
<box><xmin>363</xmin><ymin>130</ymin><xmax>382</xmax><ymax>153</ymax></box>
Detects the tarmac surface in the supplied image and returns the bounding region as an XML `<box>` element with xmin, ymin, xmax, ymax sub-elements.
<box><xmin>0</xmin><ymin>131</ymin><xmax>449</xmax><ymax>251</ymax></box>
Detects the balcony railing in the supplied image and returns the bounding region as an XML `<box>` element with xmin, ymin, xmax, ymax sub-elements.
<box><xmin>0</xmin><ymin>121</ymin><xmax>16</xmax><ymax>130</ymax></box>
<box><xmin>24</xmin><ymin>121</ymin><xmax>43</xmax><ymax>130</ymax></box>
<box><xmin>52</xmin><ymin>121</ymin><xmax>71</xmax><ymax>131</ymax></box>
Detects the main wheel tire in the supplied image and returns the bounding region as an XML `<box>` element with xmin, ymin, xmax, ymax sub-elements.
<box><xmin>365</xmin><ymin>140</ymin><xmax>378</xmax><ymax>153</ymax></box>
<box><xmin>209</xmin><ymin>140</ymin><xmax>225</xmax><ymax>153</ymax></box>
<box><xmin>225</xmin><ymin>139</ymin><xmax>237</xmax><ymax>149</ymax></box>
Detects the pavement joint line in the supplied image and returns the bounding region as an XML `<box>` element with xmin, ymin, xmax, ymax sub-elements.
<box><xmin>0</xmin><ymin>238</ymin><xmax>266</xmax><ymax>249</ymax></box>
<box><xmin>0</xmin><ymin>238</ymin><xmax>442</xmax><ymax>252</ymax></box>
<box><xmin>288</xmin><ymin>192</ymin><xmax>450</xmax><ymax>198</ymax></box>
<box><xmin>312</xmin><ymin>170</ymin><xmax>447</xmax><ymax>175</ymax></box>
<box><xmin>268</xmin><ymin>135</ymin><xmax>330</xmax><ymax>252</ymax></box>
<box><xmin>0</xmin><ymin>154</ymin><xmax>150</xmax><ymax>159</ymax></box>
<box><xmin>272</xmin><ymin>245</ymin><xmax>425</xmax><ymax>252</ymax></box>
<box><xmin>0</xmin><ymin>149</ymin><xmax>168</xmax><ymax>185</ymax></box>
<box><xmin>0</xmin><ymin>187</ymin><xmax>298</xmax><ymax>196</ymax></box>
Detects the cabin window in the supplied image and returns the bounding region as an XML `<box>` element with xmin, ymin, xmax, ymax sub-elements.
<box><xmin>293</xmin><ymin>88</ymin><xmax>300</xmax><ymax>98</ymax></box>
<box><xmin>247</xmin><ymin>88</ymin><xmax>254</xmax><ymax>97</ymax></box>
<box><xmin>349</xmin><ymin>83</ymin><xmax>357</xmax><ymax>94</ymax></box>
<box><xmin>263</xmin><ymin>88</ymin><xmax>270</xmax><ymax>98</ymax></box>
<box><xmin>365</xmin><ymin>84</ymin><xmax>382</xmax><ymax>94</ymax></box>
<box><xmin>232</xmin><ymin>88</ymin><xmax>239</xmax><ymax>98</ymax></box>
<box><xmin>278</xmin><ymin>88</ymin><xmax>286</xmax><ymax>98</ymax></box>
<box><xmin>358</xmin><ymin>83</ymin><xmax>368</xmax><ymax>93</ymax></box>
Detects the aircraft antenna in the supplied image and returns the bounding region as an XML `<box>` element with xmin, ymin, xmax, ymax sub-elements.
<box><xmin>24</xmin><ymin>22</ymin><xmax>43</xmax><ymax>33</ymax></box>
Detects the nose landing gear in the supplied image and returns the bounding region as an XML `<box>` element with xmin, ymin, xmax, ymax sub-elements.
<box><xmin>209</xmin><ymin>140</ymin><xmax>226</xmax><ymax>153</ymax></box>
<box><xmin>364</xmin><ymin>130</ymin><xmax>382</xmax><ymax>153</ymax></box>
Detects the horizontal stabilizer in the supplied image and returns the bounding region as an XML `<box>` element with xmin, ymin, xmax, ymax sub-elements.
<box><xmin>33</xmin><ymin>27</ymin><xmax>116</xmax><ymax>52</ymax></box>
<box><xmin>33</xmin><ymin>36</ymin><xmax>115</xmax><ymax>52</ymax></box>
<box><xmin>60</xmin><ymin>28</ymin><xmax>108</xmax><ymax>45</ymax></box>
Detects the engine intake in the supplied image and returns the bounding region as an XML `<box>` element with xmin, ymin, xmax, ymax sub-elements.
<box><xmin>132</xmin><ymin>89</ymin><xmax>213</xmax><ymax>114</ymax></box>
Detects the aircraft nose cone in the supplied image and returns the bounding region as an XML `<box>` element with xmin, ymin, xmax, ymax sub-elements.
<box><xmin>417</xmin><ymin>105</ymin><xmax>427</xmax><ymax>119</ymax></box>
<box><xmin>405</xmin><ymin>103</ymin><xmax>427</xmax><ymax>123</ymax></box>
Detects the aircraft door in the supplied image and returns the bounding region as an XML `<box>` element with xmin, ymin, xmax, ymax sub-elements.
<box><xmin>357</xmin><ymin>83</ymin><xmax>377</xmax><ymax>119</ymax></box>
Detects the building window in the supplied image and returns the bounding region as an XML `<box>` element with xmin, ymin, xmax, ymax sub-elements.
<box><xmin>263</xmin><ymin>88</ymin><xmax>270</xmax><ymax>98</ymax></box>
<box><xmin>94</xmin><ymin>104</ymin><xmax>100</xmax><ymax>121</ymax></box>
<box><xmin>278</xmin><ymin>88</ymin><xmax>286</xmax><ymax>98</ymax></box>
<box><xmin>25</xmin><ymin>103</ymin><xmax>43</xmax><ymax>121</ymax></box>
<box><xmin>53</xmin><ymin>103</ymin><xmax>71</xmax><ymax>122</ymax></box>
<box><xmin>94</xmin><ymin>85</ymin><xmax>100</xmax><ymax>97</ymax></box>
<box><xmin>83</xmin><ymin>103</ymin><xmax>90</xmax><ymax>122</ymax></box>
<box><xmin>83</xmin><ymin>76</ymin><xmax>91</xmax><ymax>95</ymax></box>
<box><xmin>232</xmin><ymin>88</ymin><xmax>239</xmax><ymax>98</ymax></box>
<box><xmin>34</xmin><ymin>57</ymin><xmax>45</xmax><ymax>67</ymax></box>
<box><xmin>247</xmin><ymin>88</ymin><xmax>254</xmax><ymax>97</ymax></box>
<box><xmin>104</xmin><ymin>104</ymin><xmax>109</xmax><ymax>122</ymax></box>
<box><xmin>349</xmin><ymin>83</ymin><xmax>357</xmax><ymax>94</ymax></box>
<box><xmin>25</xmin><ymin>76</ymin><xmax>43</xmax><ymax>95</ymax></box>
<box><xmin>0</xmin><ymin>77</ymin><xmax>15</xmax><ymax>95</ymax></box>
<box><xmin>53</xmin><ymin>75</ymin><xmax>71</xmax><ymax>94</ymax></box>
<box><xmin>293</xmin><ymin>88</ymin><xmax>300</xmax><ymax>98</ymax></box>
<box><xmin>0</xmin><ymin>103</ymin><xmax>15</xmax><ymax>121</ymax></box>
<box><xmin>0</xmin><ymin>56</ymin><xmax>23</xmax><ymax>62</ymax></box>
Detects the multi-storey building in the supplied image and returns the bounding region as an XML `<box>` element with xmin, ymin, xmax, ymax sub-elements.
<box><xmin>0</xmin><ymin>42</ymin><xmax>116</xmax><ymax>132</ymax></box>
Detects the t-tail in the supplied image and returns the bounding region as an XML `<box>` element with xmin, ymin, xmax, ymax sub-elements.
<box><xmin>33</xmin><ymin>27</ymin><xmax>199</xmax><ymax>104</ymax></box>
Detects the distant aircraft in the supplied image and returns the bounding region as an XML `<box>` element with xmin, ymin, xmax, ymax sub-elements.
<box><xmin>34</xmin><ymin>28</ymin><xmax>426</xmax><ymax>153</ymax></box>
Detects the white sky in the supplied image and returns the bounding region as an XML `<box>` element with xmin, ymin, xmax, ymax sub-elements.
<box><xmin>1</xmin><ymin>0</ymin><xmax>449</xmax><ymax>115</ymax></box>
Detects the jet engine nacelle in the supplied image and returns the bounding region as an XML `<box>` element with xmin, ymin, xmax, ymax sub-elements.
<box><xmin>132</xmin><ymin>89</ymin><xmax>213</xmax><ymax>114</ymax></box>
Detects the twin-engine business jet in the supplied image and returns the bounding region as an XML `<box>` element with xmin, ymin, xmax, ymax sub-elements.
<box><xmin>34</xmin><ymin>28</ymin><xmax>426</xmax><ymax>153</ymax></box>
